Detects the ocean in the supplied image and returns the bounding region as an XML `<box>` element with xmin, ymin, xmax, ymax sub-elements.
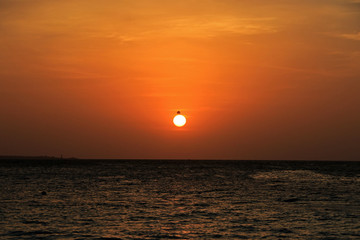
<box><xmin>0</xmin><ymin>160</ymin><xmax>359</xmax><ymax>239</ymax></box>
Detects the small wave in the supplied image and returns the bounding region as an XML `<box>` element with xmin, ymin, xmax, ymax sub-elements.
<box><xmin>273</xmin><ymin>228</ymin><xmax>294</xmax><ymax>233</ymax></box>
<box><xmin>231</xmin><ymin>225</ymin><xmax>256</xmax><ymax>231</ymax></box>
<box><xmin>280</xmin><ymin>197</ymin><xmax>301</xmax><ymax>203</ymax></box>
<box><xmin>193</xmin><ymin>202</ymin><xmax>211</xmax><ymax>207</ymax></box>
<box><xmin>147</xmin><ymin>235</ymin><xmax>182</xmax><ymax>239</ymax></box>
<box><xmin>7</xmin><ymin>230</ymin><xmax>53</xmax><ymax>236</ymax></box>
<box><xmin>21</xmin><ymin>220</ymin><xmax>48</xmax><ymax>225</ymax></box>
<box><xmin>229</xmin><ymin>234</ymin><xmax>249</xmax><ymax>239</ymax></box>
<box><xmin>95</xmin><ymin>237</ymin><xmax>123</xmax><ymax>240</ymax></box>
<box><xmin>250</xmin><ymin>170</ymin><xmax>336</xmax><ymax>182</ymax></box>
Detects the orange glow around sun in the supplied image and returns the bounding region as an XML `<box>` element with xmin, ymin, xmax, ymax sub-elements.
<box><xmin>0</xmin><ymin>1</ymin><xmax>359</xmax><ymax>160</ymax></box>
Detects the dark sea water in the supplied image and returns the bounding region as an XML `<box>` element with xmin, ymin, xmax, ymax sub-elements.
<box><xmin>0</xmin><ymin>160</ymin><xmax>359</xmax><ymax>240</ymax></box>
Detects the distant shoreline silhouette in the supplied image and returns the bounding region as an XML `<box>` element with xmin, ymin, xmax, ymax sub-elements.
<box><xmin>0</xmin><ymin>155</ymin><xmax>77</xmax><ymax>160</ymax></box>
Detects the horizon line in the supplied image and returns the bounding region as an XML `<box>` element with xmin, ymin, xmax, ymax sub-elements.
<box><xmin>0</xmin><ymin>155</ymin><xmax>359</xmax><ymax>162</ymax></box>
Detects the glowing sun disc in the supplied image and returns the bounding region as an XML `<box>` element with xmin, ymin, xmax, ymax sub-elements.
<box><xmin>173</xmin><ymin>114</ymin><xmax>186</xmax><ymax>127</ymax></box>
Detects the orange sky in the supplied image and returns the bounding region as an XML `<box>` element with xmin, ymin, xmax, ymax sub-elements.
<box><xmin>1</xmin><ymin>0</ymin><xmax>359</xmax><ymax>160</ymax></box>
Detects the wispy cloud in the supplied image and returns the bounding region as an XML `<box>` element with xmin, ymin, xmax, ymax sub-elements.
<box><xmin>99</xmin><ymin>16</ymin><xmax>278</xmax><ymax>42</ymax></box>
<box><xmin>339</xmin><ymin>32</ymin><xmax>360</xmax><ymax>40</ymax></box>
<box><xmin>160</xmin><ymin>16</ymin><xmax>278</xmax><ymax>38</ymax></box>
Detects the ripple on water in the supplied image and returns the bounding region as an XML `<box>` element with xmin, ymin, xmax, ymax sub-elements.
<box><xmin>0</xmin><ymin>160</ymin><xmax>359</xmax><ymax>239</ymax></box>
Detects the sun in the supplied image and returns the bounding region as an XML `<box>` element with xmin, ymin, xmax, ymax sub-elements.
<box><xmin>173</xmin><ymin>111</ymin><xmax>186</xmax><ymax>127</ymax></box>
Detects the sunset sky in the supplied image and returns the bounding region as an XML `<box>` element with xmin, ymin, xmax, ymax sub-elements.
<box><xmin>1</xmin><ymin>0</ymin><xmax>359</xmax><ymax>160</ymax></box>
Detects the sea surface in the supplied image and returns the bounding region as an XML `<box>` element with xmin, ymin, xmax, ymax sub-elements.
<box><xmin>0</xmin><ymin>160</ymin><xmax>359</xmax><ymax>239</ymax></box>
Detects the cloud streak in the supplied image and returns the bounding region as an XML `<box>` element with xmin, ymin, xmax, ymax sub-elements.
<box><xmin>339</xmin><ymin>32</ymin><xmax>360</xmax><ymax>40</ymax></box>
